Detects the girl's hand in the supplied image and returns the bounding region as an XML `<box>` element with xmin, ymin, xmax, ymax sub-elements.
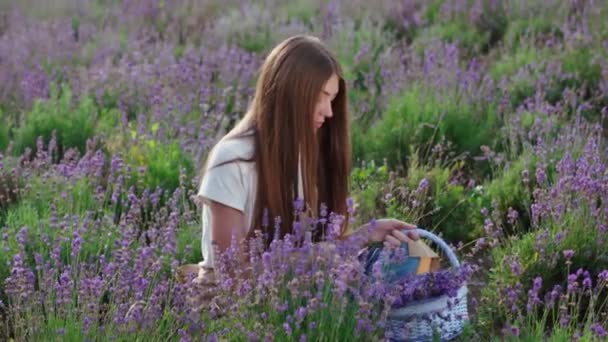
<box><xmin>366</xmin><ymin>218</ymin><xmax>419</xmax><ymax>249</ymax></box>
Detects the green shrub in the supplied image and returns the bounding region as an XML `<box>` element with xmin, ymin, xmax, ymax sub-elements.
<box><xmin>329</xmin><ymin>17</ymin><xmax>392</xmax><ymax>83</ymax></box>
<box><xmin>350</xmin><ymin>157</ymin><xmax>487</xmax><ymax>244</ymax></box>
<box><xmin>95</xmin><ymin>84</ymin><xmax>143</xmax><ymax>123</ymax></box>
<box><xmin>472</xmin><ymin>0</ymin><xmax>508</xmax><ymax>52</ymax></box>
<box><xmin>480</xmin><ymin>156</ymin><xmax>534</xmax><ymax>235</ymax></box>
<box><xmin>503</xmin><ymin>17</ymin><xmax>563</xmax><ymax>50</ymax></box>
<box><xmin>0</xmin><ymin>176</ymin><xmax>112</xmax><ymax>287</ymax></box>
<box><xmin>403</xmin><ymin>161</ymin><xmax>485</xmax><ymax>243</ymax></box>
<box><xmin>546</xmin><ymin>47</ymin><xmax>603</xmax><ymax>104</ymax></box>
<box><xmin>505</xmin><ymin>75</ymin><xmax>537</xmax><ymax>110</ymax></box>
<box><xmin>496</xmin><ymin>45</ymin><xmax>602</xmax><ymax>109</ymax></box>
<box><xmin>96</xmin><ymin>106</ymin><xmax>123</xmax><ymax>139</ymax></box>
<box><xmin>174</xmin><ymin>222</ymin><xmax>202</xmax><ymax>266</ymax></box>
<box><xmin>355</xmin><ymin>84</ymin><xmax>501</xmax><ymax>171</ymax></box>
<box><xmin>490</xmin><ymin>47</ymin><xmax>550</xmax><ymax>81</ymax></box>
<box><xmin>124</xmin><ymin>133</ymin><xmax>194</xmax><ymax>194</ymax></box>
<box><xmin>12</xmin><ymin>84</ymin><xmax>97</xmax><ymax>158</ymax></box>
<box><xmin>421</xmin><ymin>0</ymin><xmax>444</xmax><ymax>26</ymax></box>
<box><xmin>0</xmin><ymin>108</ymin><xmax>8</xmax><ymax>152</ymax></box>
<box><xmin>0</xmin><ymin>165</ymin><xmax>22</xmax><ymax>219</ymax></box>
<box><xmin>213</xmin><ymin>5</ymin><xmax>276</xmax><ymax>54</ymax></box>
<box><xmin>349</xmin><ymin>160</ymin><xmax>392</xmax><ymax>226</ymax></box>
<box><xmin>476</xmin><ymin>211</ymin><xmax>608</xmax><ymax>338</ymax></box>
<box><xmin>282</xmin><ymin>0</ymin><xmax>318</xmax><ymax>27</ymax></box>
<box><xmin>413</xmin><ymin>21</ymin><xmax>487</xmax><ymax>56</ymax></box>
<box><xmin>23</xmin><ymin>176</ymin><xmax>99</xmax><ymax>219</ymax></box>
<box><xmin>237</xmin><ymin>29</ymin><xmax>272</xmax><ymax>54</ymax></box>
<box><xmin>29</xmin><ymin>311</ymin><xmax>179</xmax><ymax>341</ymax></box>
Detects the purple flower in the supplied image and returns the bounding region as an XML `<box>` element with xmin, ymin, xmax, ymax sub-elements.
<box><xmin>591</xmin><ymin>323</ymin><xmax>607</xmax><ymax>338</ymax></box>
<box><xmin>583</xmin><ymin>276</ymin><xmax>592</xmax><ymax>289</ymax></box>
<box><xmin>178</xmin><ymin>329</ymin><xmax>191</xmax><ymax>342</ymax></box>
<box><xmin>295</xmin><ymin>306</ymin><xmax>307</xmax><ymax>324</ymax></box>
<box><xmin>567</xmin><ymin>273</ymin><xmax>580</xmax><ymax>293</ymax></box>
<box><xmin>536</xmin><ymin>166</ymin><xmax>547</xmax><ymax>184</ymax></box>
<box><xmin>544</xmin><ymin>284</ymin><xmax>561</xmax><ymax>307</ymax></box>
<box><xmin>417</xmin><ymin>178</ymin><xmax>429</xmax><ymax>191</ymax></box>
<box><xmin>346</xmin><ymin>197</ymin><xmax>355</xmax><ymax>214</ymax></box>
<box><xmin>16</xmin><ymin>226</ymin><xmax>28</xmax><ymax>246</ymax></box>
<box><xmin>511</xmin><ymin>260</ymin><xmax>522</xmax><ymax>276</ymax></box>
<box><xmin>560</xmin><ymin>314</ymin><xmax>571</xmax><ymax>327</ymax></box>
<box><xmin>71</xmin><ymin>230</ymin><xmax>83</xmax><ymax>259</ymax></box>
<box><xmin>283</xmin><ymin>322</ymin><xmax>292</xmax><ymax>336</ymax></box>
<box><xmin>507</xmin><ymin>207</ymin><xmax>519</xmax><ymax>224</ymax></box>
<box><xmin>526</xmin><ymin>277</ymin><xmax>543</xmax><ymax>313</ymax></box>
<box><xmin>563</xmin><ymin>250</ymin><xmax>575</xmax><ymax>260</ymax></box>
<box><xmin>521</xmin><ymin>169</ymin><xmax>529</xmax><ymax>184</ymax></box>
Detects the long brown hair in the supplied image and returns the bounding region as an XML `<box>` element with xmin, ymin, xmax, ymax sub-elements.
<box><xmin>205</xmin><ymin>34</ymin><xmax>351</xmax><ymax>244</ymax></box>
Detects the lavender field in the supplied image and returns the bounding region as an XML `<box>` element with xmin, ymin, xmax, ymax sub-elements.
<box><xmin>1</xmin><ymin>0</ymin><xmax>607</xmax><ymax>341</ymax></box>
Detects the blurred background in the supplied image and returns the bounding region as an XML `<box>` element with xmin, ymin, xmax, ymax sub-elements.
<box><xmin>1</xmin><ymin>0</ymin><xmax>608</xmax><ymax>340</ymax></box>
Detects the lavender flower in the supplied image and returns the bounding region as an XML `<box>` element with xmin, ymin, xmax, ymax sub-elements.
<box><xmin>591</xmin><ymin>323</ymin><xmax>607</xmax><ymax>338</ymax></box>
<box><xmin>526</xmin><ymin>277</ymin><xmax>543</xmax><ymax>313</ymax></box>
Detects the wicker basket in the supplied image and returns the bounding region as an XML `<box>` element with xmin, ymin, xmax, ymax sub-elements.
<box><xmin>384</xmin><ymin>228</ymin><xmax>469</xmax><ymax>341</ymax></box>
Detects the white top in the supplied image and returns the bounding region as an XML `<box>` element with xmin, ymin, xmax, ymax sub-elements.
<box><xmin>196</xmin><ymin>131</ymin><xmax>303</xmax><ymax>269</ymax></box>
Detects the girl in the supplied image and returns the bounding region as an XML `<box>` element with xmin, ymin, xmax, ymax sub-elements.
<box><xmin>179</xmin><ymin>34</ymin><xmax>419</xmax><ymax>283</ymax></box>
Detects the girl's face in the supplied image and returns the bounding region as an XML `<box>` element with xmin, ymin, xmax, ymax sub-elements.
<box><xmin>313</xmin><ymin>73</ymin><xmax>339</xmax><ymax>132</ymax></box>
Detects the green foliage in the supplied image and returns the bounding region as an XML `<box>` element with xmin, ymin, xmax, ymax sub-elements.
<box><xmin>96</xmin><ymin>106</ymin><xmax>123</xmax><ymax>139</ymax></box>
<box><xmin>0</xmin><ymin>164</ymin><xmax>22</xmax><ymax>219</ymax></box>
<box><xmin>330</xmin><ymin>17</ymin><xmax>392</xmax><ymax>86</ymax></box>
<box><xmin>206</xmin><ymin>262</ymin><xmax>384</xmax><ymax>341</ymax></box>
<box><xmin>237</xmin><ymin>29</ymin><xmax>272</xmax><ymax>54</ymax></box>
<box><xmin>413</xmin><ymin>21</ymin><xmax>487</xmax><ymax>55</ymax></box>
<box><xmin>355</xmin><ymin>84</ymin><xmax>501</xmax><ymax>171</ymax></box>
<box><xmin>506</xmin><ymin>76</ymin><xmax>537</xmax><ymax>110</ymax></box>
<box><xmin>481</xmin><ymin>156</ymin><xmax>534</xmax><ymax>235</ymax></box>
<box><xmin>26</xmin><ymin>176</ymin><xmax>99</xmax><ymax>219</ymax></box>
<box><xmin>216</xmin><ymin>5</ymin><xmax>275</xmax><ymax>54</ymax></box>
<box><xmin>175</xmin><ymin>222</ymin><xmax>202</xmax><ymax>265</ymax></box>
<box><xmin>431</xmin><ymin>180</ymin><xmax>477</xmax><ymax>242</ymax></box>
<box><xmin>421</xmin><ymin>0</ymin><xmax>445</xmax><ymax>26</ymax></box>
<box><xmin>350</xmin><ymin>160</ymin><xmax>391</xmax><ymax>226</ymax></box>
<box><xmin>125</xmin><ymin>132</ymin><xmax>194</xmax><ymax>194</ymax></box>
<box><xmin>282</xmin><ymin>0</ymin><xmax>318</xmax><ymax>26</ymax></box>
<box><xmin>403</xmin><ymin>161</ymin><xmax>485</xmax><ymax>243</ymax></box>
<box><xmin>0</xmin><ymin>108</ymin><xmax>8</xmax><ymax>152</ymax></box>
<box><xmin>495</xmin><ymin>45</ymin><xmax>602</xmax><ymax>109</ymax></box>
<box><xmin>546</xmin><ymin>47</ymin><xmax>603</xmax><ymax>104</ymax></box>
<box><xmin>0</xmin><ymin>177</ymin><xmax>106</xmax><ymax>283</ymax></box>
<box><xmin>473</xmin><ymin>1</ymin><xmax>508</xmax><ymax>52</ymax></box>
<box><xmin>490</xmin><ymin>47</ymin><xmax>549</xmax><ymax>81</ymax></box>
<box><xmin>350</xmin><ymin>158</ymin><xmax>487</xmax><ymax>244</ymax></box>
<box><xmin>477</xmin><ymin>211</ymin><xmax>608</xmax><ymax>337</ymax></box>
<box><xmin>503</xmin><ymin>17</ymin><xmax>563</xmax><ymax>50</ymax></box>
<box><xmin>28</xmin><ymin>299</ymin><xmax>180</xmax><ymax>341</ymax></box>
<box><xmin>12</xmin><ymin>84</ymin><xmax>97</xmax><ymax>158</ymax></box>
<box><xmin>0</xmin><ymin>177</ymin><xmax>117</xmax><ymax>328</ymax></box>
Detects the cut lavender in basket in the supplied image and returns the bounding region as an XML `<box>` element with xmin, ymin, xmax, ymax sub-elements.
<box><xmin>391</xmin><ymin>263</ymin><xmax>474</xmax><ymax>308</ymax></box>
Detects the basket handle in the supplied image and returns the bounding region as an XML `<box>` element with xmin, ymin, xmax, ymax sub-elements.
<box><xmin>408</xmin><ymin>228</ymin><xmax>460</xmax><ymax>269</ymax></box>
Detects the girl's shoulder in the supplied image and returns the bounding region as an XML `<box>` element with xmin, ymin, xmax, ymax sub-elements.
<box><xmin>207</xmin><ymin>132</ymin><xmax>255</xmax><ymax>168</ymax></box>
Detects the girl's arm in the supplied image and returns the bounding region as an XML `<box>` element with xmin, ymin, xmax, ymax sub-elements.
<box><xmin>208</xmin><ymin>199</ymin><xmax>248</xmax><ymax>264</ymax></box>
<box><xmin>341</xmin><ymin>219</ymin><xmax>419</xmax><ymax>250</ymax></box>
